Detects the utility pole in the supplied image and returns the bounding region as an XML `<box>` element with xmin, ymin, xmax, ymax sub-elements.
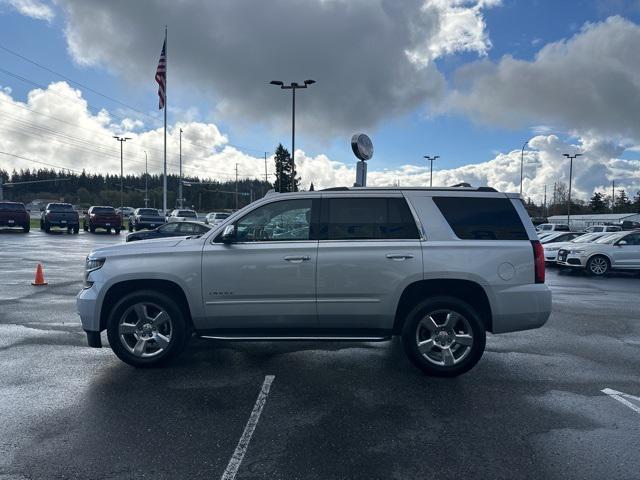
<box><xmin>520</xmin><ymin>141</ymin><xmax>528</xmax><ymax>195</ymax></box>
<box><xmin>563</xmin><ymin>153</ymin><xmax>582</xmax><ymax>227</ymax></box>
<box><xmin>543</xmin><ymin>184</ymin><xmax>547</xmax><ymax>218</ymax></box>
<box><xmin>235</xmin><ymin>163</ymin><xmax>239</xmax><ymax>210</ymax></box>
<box><xmin>612</xmin><ymin>180</ymin><xmax>615</xmax><ymax>213</ymax></box>
<box><xmin>264</xmin><ymin>152</ymin><xmax>268</xmax><ymax>195</ymax></box>
<box><xmin>144</xmin><ymin>151</ymin><xmax>149</xmax><ymax>208</ymax></box>
<box><xmin>113</xmin><ymin>136</ymin><xmax>131</xmax><ymax>210</ymax></box>
<box><xmin>270</xmin><ymin>79</ymin><xmax>316</xmax><ymax>191</ymax></box>
<box><xmin>179</xmin><ymin>128</ymin><xmax>183</xmax><ymax>208</ymax></box>
<box><xmin>423</xmin><ymin>155</ymin><xmax>439</xmax><ymax>187</ymax></box>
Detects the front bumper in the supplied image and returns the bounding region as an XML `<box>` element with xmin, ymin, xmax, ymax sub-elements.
<box><xmin>544</xmin><ymin>250</ymin><xmax>560</xmax><ymax>262</ymax></box>
<box><xmin>556</xmin><ymin>250</ymin><xmax>587</xmax><ymax>268</ymax></box>
<box><xmin>77</xmin><ymin>282</ymin><xmax>103</xmax><ymax>347</ymax></box>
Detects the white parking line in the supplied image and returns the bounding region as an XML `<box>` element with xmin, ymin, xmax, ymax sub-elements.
<box><xmin>221</xmin><ymin>375</ymin><xmax>275</xmax><ymax>480</ymax></box>
<box><xmin>602</xmin><ymin>388</ymin><xmax>640</xmax><ymax>415</ymax></box>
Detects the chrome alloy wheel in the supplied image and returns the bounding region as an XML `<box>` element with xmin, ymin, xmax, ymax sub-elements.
<box><xmin>415</xmin><ymin>309</ymin><xmax>474</xmax><ymax>367</ymax></box>
<box><xmin>589</xmin><ymin>256</ymin><xmax>608</xmax><ymax>275</ymax></box>
<box><xmin>118</xmin><ymin>302</ymin><xmax>173</xmax><ymax>358</ymax></box>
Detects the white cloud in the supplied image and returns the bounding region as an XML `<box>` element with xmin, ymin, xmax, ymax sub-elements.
<box><xmin>1</xmin><ymin>83</ymin><xmax>638</xmax><ymax>204</ymax></box>
<box><xmin>54</xmin><ymin>0</ymin><xmax>495</xmax><ymax>139</ymax></box>
<box><xmin>445</xmin><ymin>16</ymin><xmax>640</xmax><ymax>145</ymax></box>
<box><xmin>2</xmin><ymin>0</ymin><xmax>54</xmax><ymax>21</ymax></box>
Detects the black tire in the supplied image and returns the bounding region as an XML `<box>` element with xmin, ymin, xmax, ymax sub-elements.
<box><xmin>83</xmin><ymin>222</ymin><xmax>88</xmax><ymax>232</ymax></box>
<box><xmin>39</xmin><ymin>220</ymin><xmax>43</xmax><ymax>230</ymax></box>
<box><xmin>106</xmin><ymin>290</ymin><xmax>190</xmax><ymax>368</ymax></box>
<box><xmin>73</xmin><ymin>226</ymin><xmax>79</xmax><ymax>234</ymax></box>
<box><xmin>587</xmin><ymin>255</ymin><xmax>610</xmax><ymax>276</ymax></box>
<box><xmin>23</xmin><ymin>224</ymin><xmax>30</xmax><ymax>233</ymax></box>
<box><xmin>114</xmin><ymin>228</ymin><xmax>121</xmax><ymax>234</ymax></box>
<box><xmin>90</xmin><ymin>226</ymin><xmax>95</xmax><ymax>233</ymax></box>
<box><xmin>129</xmin><ymin>223</ymin><xmax>133</xmax><ymax>232</ymax></box>
<box><xmin>67</xmin><ymin>227</ymin><xmax>72</xmax><ymax>234</ymax></box>
<box><xmin>106</xmin><ymin>227</ymin><xmax>112</xmax><ymax>233</ymax></box>
<box><xmin>44</xmin><ymin>222</ymin><xmax>50</xmax><ymax>233</ymax></box>
<box><xmin>401</xmin><ymin>296</ymin><xmax>486</xmax><ymax>377</ymax></box>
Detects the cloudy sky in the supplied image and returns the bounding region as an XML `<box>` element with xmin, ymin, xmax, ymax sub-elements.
<box><xmin>0</xmin><ymin>0</ymin><xmax>639</xmax><ymax>202</ymax></box>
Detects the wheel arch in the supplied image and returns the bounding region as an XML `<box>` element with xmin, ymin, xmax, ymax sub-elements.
<box><xmin>393</xmin><ymin>279</ymin><xmax>493</xmax><ymax>334</ymax></box>
<box><xmin>100</xmin><ymin>279</ymin><xmax>193</xmax><ymax>331</ymax></box>
<box><xmin>586</xmin><ymin>252</ymin><xmax>612</xmax><ymax>268</ymax></box>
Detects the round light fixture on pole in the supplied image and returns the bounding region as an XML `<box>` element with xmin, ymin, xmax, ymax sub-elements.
<box><xmin>351</xmin><ymin>133</ymin><xmax>373</xmax><ymax>161</ymax></box>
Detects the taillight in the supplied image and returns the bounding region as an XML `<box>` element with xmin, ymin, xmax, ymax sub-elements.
<box><xmin>532</xmin><ymin>240</ymin><xmax>545</xmax><ymax>284</ymax></box>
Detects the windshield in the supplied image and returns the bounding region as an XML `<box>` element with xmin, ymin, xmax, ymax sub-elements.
<box><xmin>539</xmin><ymin>224</ymin><xmax>552</xmax><ymax>230</ymax></box>
<box><xmin>48</xmin><ymin>203</ymin><xmax>73</xmax><ymax>211</ymax></box>
<box><xmin>570</xmin><ymin>233</ymin><xmax>600</xmax><ymax>243</ymax></box>
<box><xmin>215</xmin><ymin>213</ymin><xmax>230</xmax><ymax>219</ymax></box>
<box><xmin>595</xmin><ymin>233</ymin><xmax>624</xmax><ymax>244</ymax></box>
<box><xmin>0</xmin><ymin>202</ymin><xmax>25</xmax><ymax>211</ymax></box>
<box><xmin>138</xmin><ymin>209</ymin><xmax>160</xmax><ymax>215</ymax></box>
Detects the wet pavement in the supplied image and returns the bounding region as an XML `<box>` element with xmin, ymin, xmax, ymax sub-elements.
<box><xmin>1</xmin><ymin>229</ymin><xmax>639</xmax><ymax>479</ymax></box>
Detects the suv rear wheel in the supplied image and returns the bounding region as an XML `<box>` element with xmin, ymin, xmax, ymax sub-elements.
<box><xmin>401</xmin><ymin>296</ymin><xmax>486</xmax><ymax>377</ymax></box>
<box><xmin>106</xmin><ymin>290</ymin><xmax>191</xmax><ymax>368</ymax></box>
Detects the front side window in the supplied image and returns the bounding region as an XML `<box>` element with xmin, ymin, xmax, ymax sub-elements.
<box><xmin>323</xmin><ymin>197</ymin><xmax>420</xmax><ymax>240</ymax></box>
<box><xmin>159</xmin><ymin>223</ymin><xmax>179</xmax><ymax>233</ymax></box>
<box><xmin>235</xmin><ymin>199</ymin><xmax>312</xmax><ymax>242</ymax></box>
<box><xmin>621</xmin><ymin>233</ymin><xmax>640</xmax><ymax>245</ymax></box>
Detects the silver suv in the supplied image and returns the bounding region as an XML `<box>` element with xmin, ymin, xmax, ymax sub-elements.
<box><xmin>77</xmin><ymin>187</ymin><xmax>551</xmax><ymax>377</ymax></box>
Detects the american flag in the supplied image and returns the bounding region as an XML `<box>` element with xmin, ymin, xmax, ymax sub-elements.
<box><xmin>155</xmin><ymin>39</ymin><xmax>166</xmax><ymax>109</ymax></box>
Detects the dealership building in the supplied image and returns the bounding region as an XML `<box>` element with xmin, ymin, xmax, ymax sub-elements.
<box><xmin>547</xmin><ymin>213</ymin><xmax>640</xmax><ymax>230</ymax></box>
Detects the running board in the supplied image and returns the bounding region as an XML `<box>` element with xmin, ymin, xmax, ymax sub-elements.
<box><xmin>199</xmin><ymin>335</ymin><xmax>392</xmax><ymax>342</ymax></box>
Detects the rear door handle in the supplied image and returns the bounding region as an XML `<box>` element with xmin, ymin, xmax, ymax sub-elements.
<box><xmin>386</xmin><ymin>253</ymin><xmax>414</xmax><ymax>261</ymax></box>
<box><xmin>284</xmin><ymin>255</ymin><xmax>311</xmax><ymax>263</ymax></box>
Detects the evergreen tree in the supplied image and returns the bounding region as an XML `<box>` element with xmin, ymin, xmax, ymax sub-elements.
<box><xmin>273</xmin><ymin>143</ymin><xmax>300</xmax><ymax>193</ymax></box>
<box><xmin>615</xmin><ymin>189</ymin><xmax>631</xmax><ymax>212</ymax></box>
<box><xmin>589</xmin><ymin>192</ymin><xmax>607</xmax><ymax>212</ymax></box>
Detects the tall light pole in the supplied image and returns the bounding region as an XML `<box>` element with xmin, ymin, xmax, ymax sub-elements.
<box><xmin>270</xmin><ymin>79</ymin><xmax>316</xmax><ymax>192</ymax></box>
<box><xmin>563</xmin><ymin>153</ymin><xmax>582</xmax><ymax>227</ymax></box>
<box><xmin>113</xmin><ymin>136</ymin><xmax>131</xmax><ymax>210</ymax></box>
<box><xmin>423</xmin><ymin>155</ymin><xmax>439</xmax><ymax>187</ymax></box>
<box><xmin>144</xmin><ymin>151</ymin><xmax>149</xmax><ymax>208</ymax></box>
<box><xmin>179</xmin><ymin>128</ymin><xmax>183</xmax><ymax>208</ymax></box>
<box><xmin>520</xmin><ymin>141</ymin><xmax>528</xmax><ymax>195</ymax></box>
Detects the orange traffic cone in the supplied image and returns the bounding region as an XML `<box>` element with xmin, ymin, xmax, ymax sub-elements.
<box><xmin>31</xmin><ymin>263</ymin><xmax>48</xmax><ymax>286</ymax></box>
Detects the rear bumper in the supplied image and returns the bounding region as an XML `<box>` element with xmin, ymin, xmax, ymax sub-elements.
<box><xmin>46</xmin><ymin>220</ymin><xmax>79</xmax><ymax>227</ymax></box>
<box><xmin>135</xmin><ymin>220</ymin><xmax>163</xmax><ymax>229</ymax></box>
<box><xmin>0</xmin><ymin>219</ymin><xmax>28</xmax><ymax>226</ymax></box>
<box><xmin>91</xmin><ymin>221</ymin><xmax>122</xmax><ymax>228</ymax></box>
<box><xmin>491</xmin><ymin>284</ymin><xmax>552</xmax><ymax>333</ymax></box>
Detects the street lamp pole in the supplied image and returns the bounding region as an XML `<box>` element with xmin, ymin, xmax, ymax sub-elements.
<box><xmin>423</xmin><ymin>155</ymin><xmax>439</xmax><ymax>187</ymax></box>
<box><xmin>113</xmin><ymin>136</ymin><xmax>131</xmax><ymax>210</ymax></box>
<box><xmin>563</xmin><ymin>153</ymin><xmax>582</xmax><ymax>227</ymax></box>
<box><xmin>179</xmin><ymin>128</ymin><xmax>183</xmax><ymax>208</ymax></box>
<box><xmin>520</xmin><ymin>141</ymin><xmax>528</xmax><ymax>195</ymax></box>
<box><xmin>144</xmin><ymin>151</ymin><xmax>149</xmax><ymax>208</ymax></box>
<box><xmin>270</xmin><ymin>79</ymin><xmax>316</xmax><ymax>192</ymax></box>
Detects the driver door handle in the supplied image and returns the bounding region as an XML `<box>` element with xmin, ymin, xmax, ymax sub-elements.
<box><xmin>386</xmin><ymin>253</ymin><xmax>414</xmax><ymax>261</ymax></box>
<box><xmin>284</xmin><ymin>255</ymin><xmax>311</xmax><ymax>263</ymax></box>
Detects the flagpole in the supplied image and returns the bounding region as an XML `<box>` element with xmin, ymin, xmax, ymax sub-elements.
<box><xmin>162</xmin><ymin>25</ymin><xmax>167</xmax><ymax>215</ymax></box>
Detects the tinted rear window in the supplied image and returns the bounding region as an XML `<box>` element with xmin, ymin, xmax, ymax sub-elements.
<box><xmin>48</xmin><ymin>204</ymin><xmax>73</xmax><ymax>211</ymax></box>
<box><xmin>178</xmin><ymin>210</ymin><xmax>197</xmax><ymax>217</ymax></box>
<box><xmin>0</xmin><ymin>202</ymin><xmax>25</xmax><ymax>211</ymax></box>
<box><xmin>138</xmin><ymin>209</ymin><xmax>160</xmax><ymax>215</ymax></box>
<box><xmin>323</xmin><ymin>197</ymin><xmax>420</xmax><ymax>240</ymax></box>
<box><xmin>92</xmin><ymin>207</ymin><xmax>115</xmax><ymax>214</ymax></box>
<box><xmin>433</xmin><ymin>196</ymin><xmax>528</xmax><ymax>240</ymax></box>
<box><xmin>216</xmin><ymin>213</ymin><xmax>230</xmax><ymax>219</ymax></box>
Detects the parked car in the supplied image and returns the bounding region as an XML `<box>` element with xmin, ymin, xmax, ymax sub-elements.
<box><xmin>204</xmin><ymin>211</ymin><xmax>231</xmax><ymax>226</ymax></box>
<box><xmin>0</xmin><ymin>201</ymin><xmax>30</xmax><ymax>232</ymax></box>
<box><xmin>556</xmin><ymin>231</ymin><xmax>640</xmax><ymax>275</ymax></box>
<box><xmin>584</xmin><ymin>225</ymin><xmax>622</xmax><ymax>233</ymax></box>
<box><xmin>40</xmin><ymin>203</ymin><xmax>79</xmax><ymax>233</ymax></box>
<box><xmin>536</xmin><ymin>223</ymin><xmax>570</xmax><ymax>233</ymax></box>
<box><xmin>619</xmin><ymin>220</ymin><xmax>640</xmax><ymax>231</ymax></box>
<box><xmin>78</xmin><ymin>187</ymin><xmax>551</xmax><ymax>376</ymax></box>
<box><xmin>166</xmin><ymin>209</ymin><xmax>198</xmax><ymax>222</ymax></box>
<box><xmin>116</xmin><ymin>206</ymin><xmax>135</xmax><ymax>217</ymax></box>
<box><xmin>83</xmin><ymin>206</ymin><xmax>122</xmax><ymax>234</ymax></box>
<box><xmin>125</xmin><ymin>220</ymin><xmax>210</xmax><ymax>242</ymax></box>
<box><xmin>540</xmin><ymin>231</ymin><xmax>583</xmax><ymax>244</ymax></box>
<box><xmin>542</xmin><ymin>232</ymin><xmax>609</xmax><ymax>263</ymax></box>
<box><xmin>128</xmin><ymin>208</ymin><xmax>165</xmax><ymax>231</ymax></box>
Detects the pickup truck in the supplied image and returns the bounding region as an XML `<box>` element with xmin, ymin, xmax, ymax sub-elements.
<box><xmin>128</xmin><ymin>208</ymin><xmax>166</xmax><ymax>231</ymax></box>
<box><xmin>40</xmin><ymin>203</ymin><xmax>80</xmax><ymax>233</ymax></box>
<box><xmin>0</xmin><ymin>201</ymin><xmax>30</xmax><ymax>232</ymax></box>
<box><xmin>83</xmin><ymin>206</ymin><xmax>122</xmax><ymax>234</ymax></box>
<box><xmin>166</xmin><ymin>209</ymin><xmax>198</xmax><ymax>222</ymax></box>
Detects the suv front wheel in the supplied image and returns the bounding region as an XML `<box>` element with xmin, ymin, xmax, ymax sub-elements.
<box><xmin>401</xmin><ymin>296</ymin><xmax>486</xmax><ymax>377</ymax></box>
<box><xmin>106</xmin><ymin>290</ymin><xmax>190</xmax><ymax>367</ymax></box>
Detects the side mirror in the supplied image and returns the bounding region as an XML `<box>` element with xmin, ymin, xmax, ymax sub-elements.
<box><xmin>617</xmin><ymin>240</ymin><xmax>627</xmax><ymax>246</ymax></box>
<box><xmin>220</xmin><ymin>224</ymin><xmax>236</xmax><ymax>244</ymax></box>
<box><xmin>40</xmin><ymin>207</ymin><xmax>45</xmax><ymax>212</ymax></box>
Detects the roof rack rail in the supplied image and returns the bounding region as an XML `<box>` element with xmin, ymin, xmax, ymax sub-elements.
<box><xmin>321</xmin><ymin>187</ymin><xmax>350</xmax><ymax>191</ymax></box>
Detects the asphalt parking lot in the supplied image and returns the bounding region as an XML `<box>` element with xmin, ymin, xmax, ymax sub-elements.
<box><xmin>1</xmin><ymin>229</ymin><xmax>639</xmax><ymax>480</ymax></box>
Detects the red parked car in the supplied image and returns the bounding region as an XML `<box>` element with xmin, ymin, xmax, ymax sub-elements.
<box><xmin>83</xmin><ymin>206</ymin><xmax>122</xmax><ymax>234</ymax></box>
<box><xmin>0</xmin><ymin>201</ymin><xmax>30</xmax><ymax>232</ymax></box>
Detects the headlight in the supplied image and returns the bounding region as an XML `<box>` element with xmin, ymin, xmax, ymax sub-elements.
<box><xmin>545</xmin><ymin>246</ymin><xmax>560</xmax><ymax>251</ymax></box>
<box><xmin>83</xmin><ymin>256</ymin><xmax>105</xmax><ymax>289</ymax></box>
